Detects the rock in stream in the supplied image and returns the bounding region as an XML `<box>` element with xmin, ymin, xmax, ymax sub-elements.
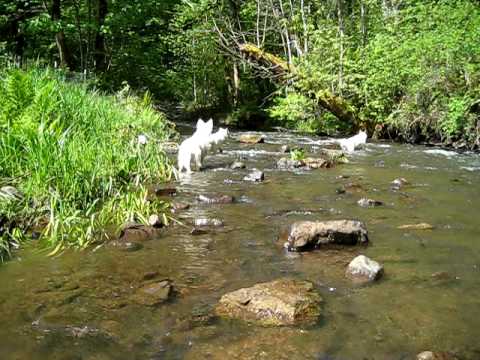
<box><xmin>238</xmin><ymin>134</ymin><xmax>265</xmax><ymax>144</ymax></box>
<box><xmin>243</xmin><ymin>169</ymin><xmax>264</xmax><ymax>182</ymax></box>
<box><xmin>357</xmin><ymin>198</ymin><xmax>384</xmax><ymax>207</ymax></box>
<box><xmin>198</xmin><ymin>194</ymin><xmax>235</xmax><ymax>204</ymax></box>
<box><xmin>279</xmin><ymin>220</ymin><xmax>369</xmax><ymax>251</ymax></box>
<box><xmin>132</xmin><ymin>279</ymin><xmax>173</xmax><ymax>306</ymax></box>
<box><xmin>346</xmin><ymin>255</ymin><xmax>384</xmax><ymax>283</ymax></box>
<box><xmin>215</xmin><ymin>278</ymin><xmax>322</xmax><ymax>326</ymax></box>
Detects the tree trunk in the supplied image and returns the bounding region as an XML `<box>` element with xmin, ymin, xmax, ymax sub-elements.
<box><xmin>337</xmin><ymin>0</ymin><xmax>345</xmax><ymax>94</ymax></box>
<box><xmin>73</xmin><ymin>0</ymin><xmax>84</xmax><ymax>71</ymax></box>
<box><xmin>95</xmin><ymin>0</ymin><xmax>108</xmax><ymax>72</ymax></box>
<box><xmin>300</xmin><ymin>0</ymin><xmax>308</xmax><ymax>54</ymax></box>
<box><xmin>233</xmin><ymin>62</ymin><xmax>240</xmax><ymax>106</ymax></box>
<box><xmin>51</xmin><ymin>0</ymin><xmax>72</xmax><ymax>69</ymax></box>
<box><xmin>360</xmin><ymin>0</ymin><xmax>367</xmax><ymax>47</ymax></box>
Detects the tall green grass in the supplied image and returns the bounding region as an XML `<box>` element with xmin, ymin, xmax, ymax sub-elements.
<box><xmin>0</xmin><ymin>67</ymin><xmax>176</xmax><ymax>259</ymax></box>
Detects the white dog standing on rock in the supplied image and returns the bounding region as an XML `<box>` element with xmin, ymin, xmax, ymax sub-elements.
<box><xmin>177</xmin><ymin>119</ymin><xmax>229</xmax><ymax>174</ymax></box>
<box><xmin>336</xmin><ymin>130</ymin><xmax>368</xmax><ymax>153</ymax></box>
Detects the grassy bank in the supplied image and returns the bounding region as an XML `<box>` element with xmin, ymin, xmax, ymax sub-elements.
<box><xmin>0</xmin><ymin>67</ymin><xmax>176</xmax><ymax>260</ymax></box>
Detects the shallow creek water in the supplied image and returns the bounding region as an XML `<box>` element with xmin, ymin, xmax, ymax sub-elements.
<box><xmin>1</xmin><ymin>126</ymin><xmax>480</xmax><ymax>360</ymax></box>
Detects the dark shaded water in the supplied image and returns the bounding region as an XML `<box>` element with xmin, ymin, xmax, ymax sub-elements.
<box><xmin>1</xmin><ymin>127</ymin><xmax>480</xmax><ymax>359</ymax></box>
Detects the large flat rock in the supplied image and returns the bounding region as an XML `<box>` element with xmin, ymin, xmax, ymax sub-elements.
<box><xmin>279</xmin><ymin>220</ymin><xmax>369</xmax><ymax>251</ymax></box>
<box><xmin>215</xmin><ymin>278</ymin><xmax>322</xmax><ymax>326</ymax></box>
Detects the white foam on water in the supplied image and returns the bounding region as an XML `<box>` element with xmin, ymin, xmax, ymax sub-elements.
<box><xmin>461</xmin><ymin>166</ymin><xmax>480</xmax><ymax>172</ymax></box>
<box><xmin>225</xmin><ymin>149</ymin><xmax>281</xmax><ymax>157</ymax></box>
<box><xmin>424</xmin><ymin>149</ymin><xmax>458</xmax><ymax>157</ymax></box>
<box><xmin>400</xmin><ymin>163</ymin><xmax>418</xmax><ymax>169</ymax></box>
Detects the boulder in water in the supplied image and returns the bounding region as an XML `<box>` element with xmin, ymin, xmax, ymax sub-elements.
<box><xmin>303</xmin><ymin>157</ymin><xmax>331</xmax><ymax>169</ymax></box>
<box><xmin>319</xmin><ymin>149</ymin><xmax>349</xmax><ymax>164</ymax></box>
<box><xmin>197</xmin><ymin>194</ymin><xmax>235</xmax><ymax>204</ymax></box>
<box><xmin>155</xmin><ymin>186</ymin><xmax>177</xmax><ymax>197</ymax></box>
<box><xmin>398</xmin><ymin>223</ymin><xmax>434</xmax><ymax>230</ymax></box>
<box><xmin>215</xmin><ymin>278</ymin><xmax>322</xmax><ymax>326</ymax></box>
<box><xmin>194</xmin><ymin>218</ymin><xmax>224</xmax><ymax>227</ymax></box>
<box><xmin>346</xmin><ymin>255</ymin><xmax>384</xmax><ymax>283</ymax></box>
<box><xmin>239</xmin><ymin>134</ymin><xmax>265</xmax><ymax>144</ymax></box>
<box><xmin>357</xmin><ymin>198</ymin><xmax>384</xmax><ymax>207</ymax></box>
<box><xmin>416</xmin><ymin>351</ymin><xmax>459</xmax><ymax>360</ymax></box>
<box><xmin>279</xmin><ymin>220</ymin><xmax>369</xmax><ymax>251</ymax></box>
<box><xmin>243</xmin><ymin>169</ymin><xmax>264</xmax><ymax>182</ymax></box>
<box><xmin>108</xmin><ymin>240</ymin><xmax>143</xmax><ymax>252</ymax></box>
<box><xmin>171</xmin><ymin>202</ymin><xmax>190</xmax><ymax>213</ymax></box>
<box><xmin>148</xmin><ymin>214</ymin><xmax>164</xmax><ymax>228</ymax></box>
<box><xmin>230</xmin><ymin>161</ymin><xmax>246</xmax><ymax>170</ymax></box>
<box><xmin>132</xmin><ymin>279</ymin><xmax>173</xmax><ymax>306</ymax></box>
<box><xmin>391</xmin><ymin>177</ymin><xmax>409</xmax><ymax>190</ymax></box>
<box><xmin>276</xmin><ymin>157</ymin><xmax>304</xmax><ymax>169</ymax></box>
<box><xmin>118</xmin><ymin>222</ymin><xmax>161</xmax><ymax>242</ymax></box>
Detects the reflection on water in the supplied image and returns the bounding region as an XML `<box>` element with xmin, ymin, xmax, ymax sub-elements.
<box><xmin>1</xmin><ymin>129</ymin><xmax>480</xmax><ymax>359</ymax></box>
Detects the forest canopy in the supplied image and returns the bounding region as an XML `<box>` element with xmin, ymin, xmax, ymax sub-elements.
<box><xmin>1</xmin><ymin>0</ymin><xmax>479</xmax><ymax>145</ymax></box>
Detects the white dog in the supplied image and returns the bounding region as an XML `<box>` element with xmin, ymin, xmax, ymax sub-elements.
<box><xmin>337</xmin><ymin>130</ymin><xmax>368</xmax><ymax>152</ymax></box>
<box><xmin>177</xmin><ymin>118</ymin><xmax>213</xmax><ymax>173</ymax></box>
<box><xmin>203</xmin><ymin>127</ymin><xmax>229</xmax><ymax>158</ymax></box>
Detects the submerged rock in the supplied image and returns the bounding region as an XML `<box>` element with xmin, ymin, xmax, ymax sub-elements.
<box><xmin>190</xmin><ymin>227</ymin><xmax>209</xmax><ymax>235</ymax></box>
<box><xmin>239</xmin><ymin>134</ymin><xmax>265</xmax><ymax>144</ymax></box>
<box><xmin>109</xmin><ymin>240</ymin><xmax>143</xmax><ymax>252</ymax></box>
<box><xmin>155</xmin><ymin>186</ymin><xmax>177</xmax><ymax>197</ymax></box>
<box><xmin>276</xmin><ymin>157</ymin><xmax>304</xmax><ymax>169</ymax></box>
<box><xmin>279</xmin><ymin>220</ymin><xmax>369</xmax><ymax>251</ymax></box>
<box><xmin>398</xmin><ymin>223</ymin><xmax>434</xmax><ymax>230</ymax></box>
<box><xmin>243</xmin><ymin>169</ymin><xmax>264</xmax><ymax>182</ymax></box>
<box><xmin>194</xmin><ymin>218</ymin><xmax>224</xmax><ymax>227</ymax></box>
<box><xmin>215</xmin><ymin>278</ymin><xmax>322</xmax><ymax>326</ymax></box>
<box><xmin>280</xmin><ymin>145</ymin><xmax>291</xmax><ymax>153</ymax></box>
<box><xmin>303</xmin><ymin>157</ymin><xmax>331</xmax><ymax>169</ymax></box>
<box><xmin>319</xmin><ymin>149</ymin><xmax>349</xmax><ymax>164</ymax></box>
<box><xmin>230</xmin><ymin>161</ymin><xmax>246</xmax><ymax>170</ymax></box>
<box><xmin>148</xmin><ymin>214</ymin><xmax>164</xmax><ymax>228</ymax></box>
<box><xmin>391</xmin><ymin>177</ymin><xmax>409</xmax><ymax>190</ymax></box>
<box><xmin>346</xmin><ymin>255</ymin><xmax>384</xmax><ymax>283</ymax></box>
<box><xmin>197</xmin><ymin>194</ymin><xmax>235</xmax><ymax>204</ymax></box>
<box><xmin>118</xmin><ymin>222</ymin><xmax>161</xmax><ymax>242</ymax></box>
<box><xmin>416</xmin><ymin>351</ymin><xmax>458</xmax><ymax>360</ymax></box>
<box><xmin>357</xmin><ymin>198</ymin><xmax>384</xmax><ymax>207</ymax></box>
<box><xmin>171</xmin><ymin>202</ymin><xmax>190</xmax><ymax>213</ymax></box>
<box><xmin>132</xmin><ymin>279</ymin><xmax>173</xmax><ymax>306</ymax></box>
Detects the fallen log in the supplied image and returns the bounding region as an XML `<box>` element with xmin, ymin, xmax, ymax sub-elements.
<box><xmin>238</xmin><ymin>43</ymin><xmax>358</xmax><ymax>126</ymax></box>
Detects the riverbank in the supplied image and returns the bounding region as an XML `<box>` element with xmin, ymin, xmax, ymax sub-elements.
<box><xmin>0</xmin><ymin>67</ymin><xmax>177</xmax><ymax>260</ymax></box>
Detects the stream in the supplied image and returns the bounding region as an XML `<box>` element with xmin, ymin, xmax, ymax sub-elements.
<box><xmin>1</xmin><ymin>125</ymin><xmax>480</xmax><ymax>359</ymax></box>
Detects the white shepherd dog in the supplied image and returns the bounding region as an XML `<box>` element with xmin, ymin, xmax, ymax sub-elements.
<box><xmin>177</xmin><ymin>119</ymin><xmax>229</xmax><ymax>173</ymax></box>
<box><xmin>337</xmin><ymin>130</ymin><xmax>368</xmax><ymax>152</ymax></box>
<box><xmin>177</xmin><ymin>118</ymin><xmax>213</xmax><ymax>173</ymax></box>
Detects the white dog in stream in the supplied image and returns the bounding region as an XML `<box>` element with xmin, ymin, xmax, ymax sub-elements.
<box><xmin>177</xmin><ymin>119</ymin><xmax>229</xmax><ymax>173</ymax></box>
<box><xmin>336</xmin><ymin>130</ymin><xmax>368</xmax><ymax>152</ymax></box>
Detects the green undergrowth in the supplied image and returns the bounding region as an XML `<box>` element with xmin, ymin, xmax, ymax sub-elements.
<box><xmin>0</xmin><ymin>67</ymin><xmax>177</xmax><ymax>260</ymax></box>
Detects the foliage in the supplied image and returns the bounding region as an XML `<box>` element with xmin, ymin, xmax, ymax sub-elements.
<box><xmin>1</xmin><ymin>0</ymin><xmax>479</xmax><ymax>142</ymax></box>
<box><xmin>0</xmin><ymin>67</ymin><xmax>175</xmax><ymax>259</ymax></box>
<box><xmin>290</xmin><ymin>148</ymin><xmax>305</xmax><ymax>162</ymax></box>
<box><xmin>356</xmin><ymin>0</ymin><xmax>480</xmax><ymax>143</ymax></box>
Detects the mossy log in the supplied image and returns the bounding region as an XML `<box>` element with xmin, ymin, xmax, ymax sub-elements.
<box><xmin>238</xmin><ymin>43</ymin><xmax>294</xmax><ymax>76</ymax></box>
<box><xmin>238</xmin><ymin>43</ymin><xmax>358</xmax><ymax>126</ymax></box>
